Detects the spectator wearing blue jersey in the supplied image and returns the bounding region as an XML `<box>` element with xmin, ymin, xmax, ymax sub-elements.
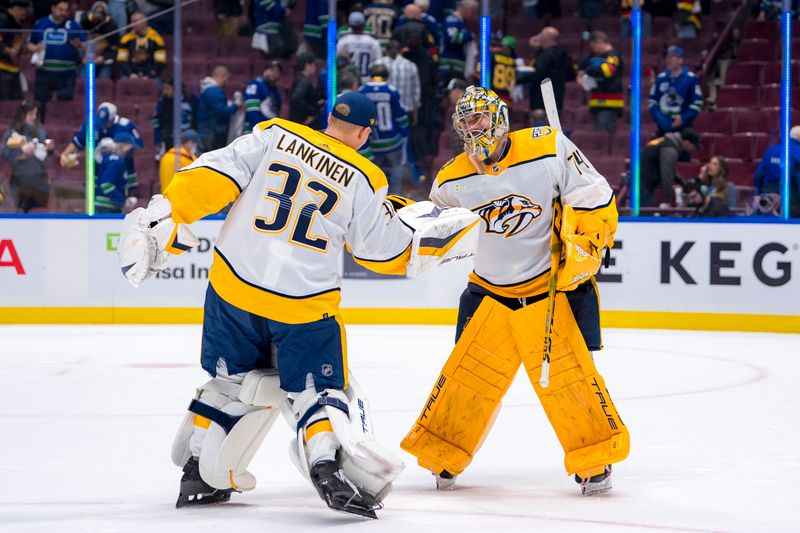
<box><xmin>302</xmin><ymin>0</ymin><xmax>329</xmax><ymax>59</ymax></box>
<box><xmin>754</xmin><ymin>125</ymin><xmax>800</xmax><ymax>217</ymax></box>
<box><xmin>359</xmin><ymin>63</ymin><xmax>409</xmax><ymax>190</ymax></box>
<box><xmin>252</xmin><ymin>0</ymin><xmax>290</xmax><ymax>59</ymax></box>
<box><xmin>439</xmin><ymin>0</ymin><xmax>478</xmax><ymax>85</ymax></box>
<box><xmin>27</xmin><ymin>0</ymin><xmax>86</xmax><ymax>121</ymax></box>
<box><xmin>61</xmin><ymin>102</ymin><xmax>144</xmax><ymax>193</ymax></box>
<box><xmin>198</xmin><ymin>65</ymin><xmax>242</xmax><ymax>152</ymax></box>
<box><xmin>95</xmin><ymin>131</ymin><xmax>136</xmax><ymax>213</ymax></box>
<box><xmin>243</xmin><ymin>60</ymin><xmax>283</xmax><ymax>132</ymax></box>
<box><xmin>396</xmin><ymin>0</ymin><xmax>441</xmax><ymax>48</ymax></box>
<box><xmin>648</xmin><ymin>46</ymin><xmax>703</xmax><ymax>136</ymax></box>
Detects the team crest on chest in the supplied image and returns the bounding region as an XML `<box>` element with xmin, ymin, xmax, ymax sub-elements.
<box><xmin>473</xmin><ymin>194</ymin><xmax>542</xmax><ymax>238</ymax></box>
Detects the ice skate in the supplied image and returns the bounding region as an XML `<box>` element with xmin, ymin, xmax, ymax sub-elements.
<box><xmin>435</xmin><ymin>470</ymin><xmax>457</xmax><ymax>490</ymax></box>
<box><xmin>575</xmin><ymin>465</ymin><xmax>613</xmax><ymax>496</ymax></box>
<box><xmin>309</xmin><ymin>459</ymin><xmax>379</xmax><ymax>519</ymax></box>
<box><xmin>175</xmin><ymin>457</ymin><xmax>236</xmax><ymax>508</ymax></box>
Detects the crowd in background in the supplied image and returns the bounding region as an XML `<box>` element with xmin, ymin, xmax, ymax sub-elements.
<box><xmin>1</xmin><ymin>0</ymin><xmax>798</xmax><ymax>217</ymax></box>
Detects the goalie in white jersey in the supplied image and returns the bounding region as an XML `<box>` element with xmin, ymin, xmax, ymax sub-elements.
<box><xmin>401</xmin><ymin>86</ymin><xmax>630</xmax><ymax>495</ymax></box>
<box><xmin>117</xmin><ymin>92</ymin><xmax>478</xmax><ymax>518</ymax></box>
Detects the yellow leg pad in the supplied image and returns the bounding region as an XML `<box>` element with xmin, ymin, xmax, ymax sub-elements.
<box><xmin>508</xmin><ymin>293</ymin><xmax>630</xmax><ymax>476</ymax></box>
<box><xmin>400</xmin><ymin>298</ymin><xmax>520</xmax><ymax>476</ymax></box>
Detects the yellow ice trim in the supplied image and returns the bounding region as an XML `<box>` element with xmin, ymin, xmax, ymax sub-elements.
<box><xmin>0</xmin><ymin>308</ymin><xmax>797</xmax><ymax>333</ymax></box>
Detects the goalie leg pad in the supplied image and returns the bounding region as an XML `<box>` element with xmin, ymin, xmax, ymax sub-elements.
<box><xmin>400</xmin><ymin>297</ymin><xmax>520</xmax><ymax>476</ymax></box>
<box><xmin>171</xmin><ymin>370</ymin><xmax>285</xmax><ymax>491</ymax></box>
<box><xmin>508</xmin><ymin>293</ymin><xmax>630</xmax><ymax>477</ymax></box>
<box><xmin>289</xmin><ymin>377</ymin><xmax>404</xmax><ymax>505</ymax></box>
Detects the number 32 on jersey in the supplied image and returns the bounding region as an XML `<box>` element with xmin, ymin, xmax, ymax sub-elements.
<box><xmin>254</xmin><ymin>162</ymin><xmax>340</xmax><ymax>253</ymax></box>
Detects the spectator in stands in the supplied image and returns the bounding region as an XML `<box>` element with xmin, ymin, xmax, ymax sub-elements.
<box><xmin>27</xmin><ymin>0</ymin><xmax>86</xmax><ymax>122</ymax></box>
<box><xmin>359</xmin><ymin>63</ymin><xmax>409</xmax><ymax>190</ymax></box>
<box><xmin>117</xmin><ymin>11</ymin><xmax>166</xmax><ymax>79</ymax></box>
<box><xmin>748</xmin><ymin>193</ymin><xmax>782</xmax><ymax>217</ymax></box>
<box><xmin>338</xmin><ymin>11</ymin><xmax>383</xmax><ymax>83</ymax></box>
<box><xmin>79</xmin><ymin>1</ymin><xmax>119</xmax><ymax>79</ymax></box>
<box><xmin>754</xmin><ymin>0</ymin><xmax>794</xmax><ymax>21</ymax></box>
<box><xmin>134</xmin><ymin>0</ymin><xmax>173</xmax><ymax>36</ymax></box>
<box><xmin>578</xmin><ymin>31</ymin><xmax>624</xmax><ymax>134</ymax></box>
<box><xmin>675</xmin><ymin>0</ymin><xmax>701</xmax><ymax>38</ymax></box>
<box><xmin>640</xmin><ymin>127</ymin><xmax>701</xmax><ymax>207</ymax></box>
<box><xmin>479</xmin><ymin>37</ymin><xmax>516</xmax><ymax>108</ymax></box>
<box><xmin>61</xmin><ymin>102</ymin><xmax>144</xmax><ymax>193</ymax></box>
<box><xmin>1</xmin><ymin>101</ymin><xmax>52</xmax><ymax>212</ymax></box>
<box><xmin>303</xmin><ymin>0</ymin><xmax>329</xmax><ymax>59</ymax></box>
<box><xmin>252</xmin><ymin>0</ymin><xmax>293</xmax><ymax>59</ymax></box>
<box><xmin>152</xmin><ymin>79</ymin><xmax>195</xmax><ymax>155</ymax></box>
<box><xmin>108</xmin><ymin>0</ymin><xmax>127</xmax><ymax>29</ymax></box>
<box><xmin>397</xmin><ymin>0</ymin><xmax>439</xmax><ymax>48</ymax></box>
<box><xmin>159</xmin><ymin>129</ymin><xmax>198</xmax><ymax>193</ymax></box>
<box><xmin>648</xmin><ymin>45</ymin><xmax>703</xmax><ymax>136</ymax></box>
<box><xmin>95</xmin><ymin>132</ymin><xmax>135</xmax><ymax>214</ymax></box>
<box><xmin>375</xmin><ymin>39</ymin><xmax>421</xmax><ymax>118</ymax></box>
<box><xmin>697</xmin><ymin>155</ymin><xmax>736</xmax><ymax>209</ymax></box>
<box><xmin>683</xmin><ymin>180</ymin><xmax>730</xmax><ymax>218</ymax></box>
<box><xmin>440</xmin><ymin>0</ymin><xmax>478</xmax><ymax>85</ymax></box>
<box><xmin>243</xmin><ymin>60</ymin><xmax>283</xmax><ymax>133</ymax></box>
<box><xmin>215</xmin><ymin>0</ymin><xmax>243</xmax><ymax>39</ymax></box>
<box><xmin>519</xmin><ymin>27</ymin><xmax>573</xmax><ymax>113</ymax></box>
<box><xmin>754</xmin><ymin>125</ymin><xmax>800</xmax><ymax>217</ymax></box>
<box><xmin>198</xmin><ymin>65</ymin><xmax>241</xmax><ymax>152</ymax></box>
<box><xmin>442</xmin><ymin>77</ymin><xmax>467</xmax><ymax>156</ymax></box>
<box><xmin>364</xmin><ymin>0</ymin><xmax>401</xmax><ymax>49</ymax></box>
<box><xmin>289</xmin><ymin>53</ymin><xmax>322</xmax><ymax>127</ymax></box>
<box><xmin>0</xmin><ymin>0</ymin><xmax>27</xmax><ymax>101</ymax></box>
<box><xmin>393</xmin><ymin>3</ymin><xmax>437</xmax><ymax>59</ymax></box>
<box><xmin>620</xmin><ymin>0</ymin><xmax>653</xmax><ymax>38</ymax></box>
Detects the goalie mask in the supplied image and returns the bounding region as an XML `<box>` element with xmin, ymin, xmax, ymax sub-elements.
<box><xmin>453</xmin><ymin>86</ymin><xmax>509</xmax><ymax>160</ymax></box>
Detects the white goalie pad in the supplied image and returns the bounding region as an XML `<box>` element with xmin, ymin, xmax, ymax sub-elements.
<box><xmin>119</xmin><ymin>195</ymin><xmax>200</xmax><ymax>287</ymax></box>
<box><xmin>397</xmin><ymin>201</ymin><xmax>479</xmax><ymax>277</ymax></box>
<box><xmin>283</xmin><ymin>372</ymin><xmax>404</xmax><ymax>503</ymax></box>
<box><xmin>171</xmin><ymin>370</ymin><xmax>286</xmax><ymax>491</ymax></box>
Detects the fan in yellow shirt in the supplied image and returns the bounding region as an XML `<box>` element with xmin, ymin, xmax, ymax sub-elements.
<box><xmin>158</xmin><ymin>129</ymin><xmax>198</xmax><ymax>193</ymax></box>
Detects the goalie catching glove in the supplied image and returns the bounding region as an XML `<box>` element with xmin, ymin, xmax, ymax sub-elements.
<box><xmin>119</xmin><ymin>195</ymin><xmax>200</xmax><ymax>287</ymax></box>
<box><xmin>556</xmin><ymin>204</ymin><xmax>613</xmax><ymax>291</ymax></box>
<box><xmin>396</xmin><ymin>201</ymin><xmax>479</xmax><ymax>278</ymax></box>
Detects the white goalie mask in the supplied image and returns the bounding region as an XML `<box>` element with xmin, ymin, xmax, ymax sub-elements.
<box><xmin>452</xmin><ymin>86</ymin><xmax>509</xmax><ymax>160</ymax></box>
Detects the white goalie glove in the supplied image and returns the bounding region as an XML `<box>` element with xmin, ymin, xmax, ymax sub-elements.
<box><xmin>118</xmin><ymin>195</ymin><xmax>200</xmax><ymax>287</ymax></box>
<box><xmin>396</xmin><ymin>201</ymin><xmax>479</xmax><ymax>277</ymax></box>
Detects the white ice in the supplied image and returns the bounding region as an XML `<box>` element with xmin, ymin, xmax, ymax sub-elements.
<box><xmin>1</xmin><ymin>325</ymin><xmax>798</xmax><ymax>533</ymax></box>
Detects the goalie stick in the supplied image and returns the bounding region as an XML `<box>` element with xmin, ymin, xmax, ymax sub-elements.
<box><xmin>539</xmin><ymin>78</ymin><xmax>561</xmax><ymax>388</ymax></box>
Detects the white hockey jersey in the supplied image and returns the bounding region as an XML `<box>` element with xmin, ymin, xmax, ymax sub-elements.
<box><xmin>337</xmin><ymin>33</ymin><xmax>383</xmax><ymax>80</ymax></box>
<box><xmin>164</xmin><ymin>118</ymin><xmax>412</xmax><ymax>324</ymax></box>
<box><xmin>430</xmin><ymin>126</ymin><xmax>617</xmax><ymax>298</ymax></box>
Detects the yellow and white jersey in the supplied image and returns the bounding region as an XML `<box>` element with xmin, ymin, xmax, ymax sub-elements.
<box><xmin>430</xmin><ymin>126</ymin><xmax>616</xmax><ymax>298</ymax></box>
<box><xmin>164</xmin><ymin>118</ymin><xmax>413</xmax><ymax>324</ymax></box>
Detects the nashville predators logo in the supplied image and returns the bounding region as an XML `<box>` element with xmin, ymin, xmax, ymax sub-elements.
<box><xmin>473</xmin><ymin>194</ymin><xmax>542</xmax><ymax>238</ymax></box>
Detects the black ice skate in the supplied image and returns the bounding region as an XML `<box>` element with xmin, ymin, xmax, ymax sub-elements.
<box><xmin>434</xmin><ymin>469</ymin><xmax>457</xmax><ymax>491</ymax></box>
<box><xmin>575</xmin><ymin>465</ymin><xmax>613</xmax><ymax>496</ymax></box>
<box><xmin>176</xmin><ymin>457</ymin><xmax>236</xmax><ymax>508</ymax></box>
<box><xmin>309</xmin><ymin>459</ymin><xmax>379</xmax><ymax>519</ymax></box>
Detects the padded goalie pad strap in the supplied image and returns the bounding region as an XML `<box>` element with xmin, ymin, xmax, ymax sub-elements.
<box><xmin>508</xmin><ymin>293</ymin><xmax>630</xmax><ymax>477</ymax></box>
<box><xmin>400</xmin><ymin>297</ymin><xmax>520</xmax><ymax>476</ymax></box>
<box><xmin>188</xmin><ymin>399</ymin><xmax>243</xmax><ymax>434</ymax></box>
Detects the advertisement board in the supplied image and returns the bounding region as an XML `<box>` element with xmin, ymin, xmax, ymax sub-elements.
<box><xmin>1</xmin><ymin>216</ymin><xmax>798</xmax><ymax>331</ymax></box>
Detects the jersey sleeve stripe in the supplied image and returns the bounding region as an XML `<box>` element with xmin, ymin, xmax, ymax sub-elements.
<box><xmin>572</xmin><ymin>193</ymin><xmax>615</xmax><ymax>211</ymax></box>
<box><xmin>350</xmin><ymin>242</ymin><xmax>411</xmax><ymax>275</ymax></box>
<box><xmin>178</xmin><ymin>165</ymin><xmax>243</xmax><ymax>193</ymax></box>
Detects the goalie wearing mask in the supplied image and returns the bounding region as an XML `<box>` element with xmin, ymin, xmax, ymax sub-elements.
<box><xmin>401</xmin><ymin>86</ymin><xmax>629</xmax><ymax>495</ymax></box>
<box><xmin>116</xmin><ymin>91</ymin><xmax>478</xmax><ymax>518</ymax></box>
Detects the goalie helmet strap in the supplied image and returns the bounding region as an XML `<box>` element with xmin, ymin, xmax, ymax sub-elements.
<box><xmin>188</xmin><ymin>399</ymin><xmax>243</xmax><ymax>434</ymax></box>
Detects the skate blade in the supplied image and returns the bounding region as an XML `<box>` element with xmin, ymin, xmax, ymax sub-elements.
<box><xmin>581</xmin><ymin>478</ymin><xmax>612</xmax><ymax>496</ymax></box>
<box><xmin>325</xmin><ymin>499</ymin><xmax>378</xmax><ymax>519</ymax></box>
<box><xmin>176</xmin><ymin>491</ymin><xmax>232</xmax><ymax>508</ymax></box>
<box><xmin>435</xmin><ymin>475</ymin><xmax>456</xmax><ymax>491</ymax></box>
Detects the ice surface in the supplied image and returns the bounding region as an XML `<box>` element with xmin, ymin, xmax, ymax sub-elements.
<box><xmin>1</xmin><ymin>325</ymin><xmax>798</xmax><ymax>532</ymax></box>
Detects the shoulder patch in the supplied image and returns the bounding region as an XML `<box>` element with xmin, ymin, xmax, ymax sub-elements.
<box><xmin>531</xmin><ymin>126</ymin><xmax>553</xmax><ymax>139</ymax></box>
